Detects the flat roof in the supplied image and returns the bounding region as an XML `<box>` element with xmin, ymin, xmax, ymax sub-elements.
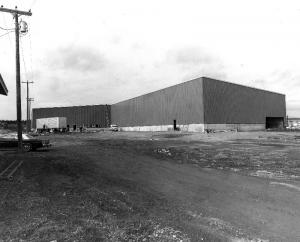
<box><xmin>0</xmin><ymin>74</ymin><xmax>8</xmax><ymax>96</ymax></box>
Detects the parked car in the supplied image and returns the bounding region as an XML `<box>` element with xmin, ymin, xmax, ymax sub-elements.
<box><xmin>109</xmin><ymin>124</ymin><xmax>119</xmax><ymax>132</ymax></box>
<box><xmin>0</xmin><ymin>133</ymin><xmax>51</xmax><ymax>152</ymax></box>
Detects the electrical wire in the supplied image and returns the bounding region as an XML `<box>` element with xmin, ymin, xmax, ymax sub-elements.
<box><xmin>20</xmin><ymin>37</ymin><xmax>30</xmax><ymax>105</ymax></box>
<box><xmin>20</xmin><ymin>37</ymin><xmax>28</xmax><ymax>80</ymax></box>
<box><xmin>0</xmin><ymin>31</ymin><xmax>14</xmax><ymax>38</ymax></box>
<box><xmin>0</xmin><ymin>26</ymin><xmax>14</xmax><ymax>31</ymax></box>
<box><xmin>28</xmin><ymin>32</ymin><xmax>35</xmax><ymax>81</ymax></box>
<box><xmin>1</xmin><ymin>13</ymin><xmax>13</xmax><ymax>47</ymax></box>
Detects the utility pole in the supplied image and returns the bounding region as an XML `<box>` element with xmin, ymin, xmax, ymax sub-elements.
<box><xmin>0</xmin><ymin>6</ymin><xmax>32</xmax><ymax>151</ymax></box>
<box><xmin>28</xmin><ymin>97</ymin><xmax>34</xmax><ymax>131</ymax></box>
<box><xmin>22</xmin><ymin>80</ymin><xmax>34</xmax><ymax>132</ymax></box>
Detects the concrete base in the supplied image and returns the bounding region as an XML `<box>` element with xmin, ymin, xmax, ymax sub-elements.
<box><xmin>119</xmin><ymin>124</ymin><xmax>205</xmax><ymax>132</ymax></box>
<box><xmin>119</xmin><ymin>123</ymin><xmax>265</xmax><ymax>132</ymax></box>
<box><xmin>204</xmin><ymin>123</ymin><xmax>265</xmax><ymax>132</ymax></box>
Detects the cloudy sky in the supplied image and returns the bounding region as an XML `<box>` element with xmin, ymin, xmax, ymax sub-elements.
<box><xmin>0</xmin><ymin>0</ymin><xmax>300</xmax><ymax>119</ymax></box>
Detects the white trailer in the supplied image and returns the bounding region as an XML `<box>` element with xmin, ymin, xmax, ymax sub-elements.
<box><xmin>36</xmin><ymin>117</ymin><xmax>67</xmax><ymax>132</ymax></box>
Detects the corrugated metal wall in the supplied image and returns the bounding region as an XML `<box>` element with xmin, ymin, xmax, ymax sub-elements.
<box><xmin>32</xmin><ymin>105</ymin><xmax>111</xmax><ymax>128</ymax></box>
<box><xmin>202</xmin><ymin>77</ymin><xmax>286</xmax><ymax>124</ymax></box>
<box><xmin>111</xmin><ymin>78</ymin><xmax>204</xmax><ymax>126</ymax></box>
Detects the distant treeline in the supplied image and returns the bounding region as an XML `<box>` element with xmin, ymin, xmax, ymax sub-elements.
<box><xmin>0</xmin><ymin>120</ymin><xmax>27</xmax><ymax>123</ymax></box>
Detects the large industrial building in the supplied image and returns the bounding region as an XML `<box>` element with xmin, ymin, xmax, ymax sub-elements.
<box><xmin>32</xmin><ymin>77</ymin><xmax>286</xmax><ymax>132</ymax></box>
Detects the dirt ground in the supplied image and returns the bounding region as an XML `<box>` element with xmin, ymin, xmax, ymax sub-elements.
<box><xmin>1</xmin><ymin>131</ymin><xmax>300</xmax><ymax>241</ymax></box>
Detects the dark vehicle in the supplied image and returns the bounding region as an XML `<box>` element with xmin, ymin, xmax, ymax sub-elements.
<box><xmin>0</xmin><ymin>133</ymin><xmax>51</xmax><ymax>152</ymax></box>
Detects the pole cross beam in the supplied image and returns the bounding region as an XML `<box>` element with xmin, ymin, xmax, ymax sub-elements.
<box><xmin>0</xmin><ymin>6</ymin><xmax>32</xmax><ymax>16</ymax></box>
<box><xmin>0</xmin><ymin>6</ymin><xmax>32</xmax><ymax>151</ymax></box>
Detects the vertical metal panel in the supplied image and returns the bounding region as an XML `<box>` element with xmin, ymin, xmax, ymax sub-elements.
<box><xmin>202</xmin><ymin>77</ymin><xmax>286</xmax><ymax>124</ymax></box>
<box><xmin>92</xmin><ymin>106</ymin><xmax>95</xmax><ymax>125</ymax></box>
<box><xmin>106</xmin><ymin>105</ymin><xmax>111</xmax><ymax>126</ymax></box>
<box><xmin>111</xmin><ymin>78</ymin><xmax>204</xmax><ymax>126</ymax></box>
<box><xmin>32</xmin><ymin>105</ymin><xmax>111</xmax><ymax>128</ymax></box>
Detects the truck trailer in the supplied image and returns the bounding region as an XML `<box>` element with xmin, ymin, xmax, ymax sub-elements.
<box><xmin>36</xmin><ymin>117</ymin><xmax>67</xmax><ymax>132</ymax></box>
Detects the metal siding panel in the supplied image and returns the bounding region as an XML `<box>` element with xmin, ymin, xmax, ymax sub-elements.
<box><xmin>80</xmin><ymin>106</ymin><xmax>83</xmax><ymax>126</ymax></box>
<box><xmin>94</xmin><ymin>106</ymin><xmax>97</xmax><ymax>126</ymax></box>
<box><xmin>78</xmin><ymin>107</ymin><xmax>82</xmax><ymax>126</ymax></box>
<box><xmin>89</xmin><ymin>106</ymin><xmax>93</xmax><ymax>126</ymax></box>
<box><xmin>82</xmin><ymin>106</ymin><xmax>86</xmax><ymax>126</ymax></box>
<box><xmin>95</xmin><ymin>106</ymin><xmax>99</xmax><ymax>126</ymax></box>
<box><xmin>85</xmin><ymin>106</ymin><xmax>90</xmax><ymax>126</ymax></box>
<box><xmin>95</xmin><ymin>106</ymin><xmax>100</xmax><ymax>126</ymax></box>
<box><xmin>100</xmin><ymin>106</ymin><xmax>104</xmax><ymax>127</ymax></box>
<box><xmin>66</xmin><ymin>107</ymin><xmax>72</xmax><ymax>126</ymax></box>
<box><xmin>100</xmin><ymin>105</ymin><xmax>106</xmax><ymax>127</ymax></box>
<box><xmin>102</xmin><ymin>106</ymin><xmax>105</xmax><ymax>126</ymax></box>
<box><xmin>99</xmin><ymin>106</ymin><xmax>102</xmax><ymax>126</ymax></box>
<box><xmin>76</xmin><ymin>107</ymin><xmax>80</xmax><ymax>126</ymax></box>
<box><xmin>92</xmin><ymin>105</ymin><xmax>96</xmax><ymax>125</ymax></box>
<box><xmin>111</xmin><ymin>78</ymin><xmax>204</xmax><ymax>126</ymax></box>
<box><xmin>77</xmin><ymin>106</ymin><xmax>81</xmax><ymax>125</ymax></box>
<box><xmin>70</xmin><ymin>107</ymin><xmax>75</xmax><ymax>126</ymax></box>
<box><xmin>95</xmin><ymin>105</ymin><xmax>98</xmax><ymax>125</ymax></box>
<box><xmin>83</xmin><ymin>106</ymin><xmax>87</xmax><ymax>126</ymax></box>
<box><xmin>100</xmin><ymin>106</ymin><xmax>102</xmax><ymax>127</ymax></box>
<box><xmin>70</xmin><ymin>107</ymin><xmax>76</xmax><ymax>126</ymax></box>
<box><xmin>107</xmin><ymin>105</ymin><xmax>111</xmax><ymax>126</ymax></box>
<box><xmin>202</xmin><ymin>77</ymin><xmax>286</xmax><ymax>124</ymax></box>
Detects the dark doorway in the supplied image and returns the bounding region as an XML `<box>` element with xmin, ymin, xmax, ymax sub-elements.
<box><xmin>266</xmin><ymin>117</ymin><xmax>284</xmax><ymax>129</ymax></box>
<box><xmin>173</xmin><ymin>120</ymin><xmax>177</xmax><ymax>131</ymax></box>
<box><xmin>73</xmin><ymin>124</ymin><xmax>77</xmax><ymax>131</ymax></box>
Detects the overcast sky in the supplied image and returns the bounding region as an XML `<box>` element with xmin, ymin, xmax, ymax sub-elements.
<box><xmin>0</xmin><ymin>0</ymin><xmax>300</xmax><ymax>119</ymax></box>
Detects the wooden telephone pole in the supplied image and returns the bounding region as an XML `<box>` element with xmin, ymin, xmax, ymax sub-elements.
<box><xmin>0</xmin><ymin>6</ymin><xmax>32</xmax><ymax>151</ymax></box>
<box><xmin>22</xmin><ymin>80</ymin><xmax>34</xmax><ymax>132</ymax></box>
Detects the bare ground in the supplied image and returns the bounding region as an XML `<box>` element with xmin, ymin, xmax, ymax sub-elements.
<box><xmin>0</xmin><ymin>131</ymin><xmax>300</xmax><ymax>241</ymax></box>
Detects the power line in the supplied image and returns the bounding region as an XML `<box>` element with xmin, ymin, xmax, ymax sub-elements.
<box><xmin>28</xmin><ymin>29</ymin><xmax>34</xmax><ymax>81</ymax></box>
<box><xmin>0</xmin><ymin>26</ymin><xmax>14</xmax><ymax>31</ymax></box>
<box><xmin>20</xmin><ymin>37</ymin><xmax>28</xmax><ymax>80</ymax></box>
<box><xmin>1</xmin><ymin>13</ymin><xmax>13</xmax><ymax>47</ymax></box>
<box><xmin>0</xmin><ymin>30</ymin><xmax>13</xmax><ymax>38</ymax></box>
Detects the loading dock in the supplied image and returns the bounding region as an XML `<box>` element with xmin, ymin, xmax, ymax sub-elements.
<box><xmin>266</xmin><ymin>117</ymin><xmax>284</xmax><ymax>129</ymax></box>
